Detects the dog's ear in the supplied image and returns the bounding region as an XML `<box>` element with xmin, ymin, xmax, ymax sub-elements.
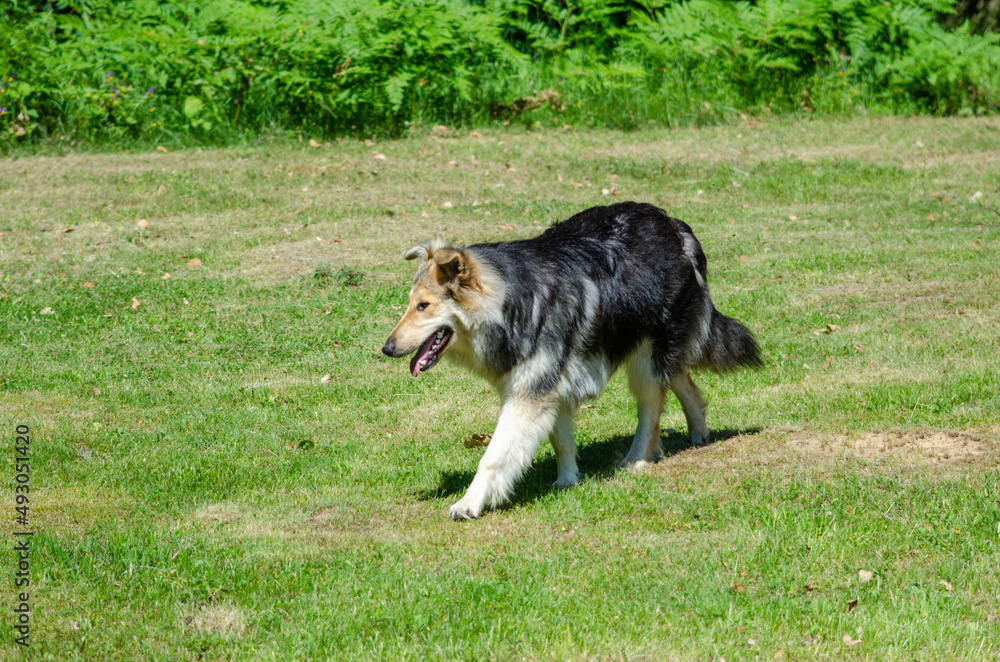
<box><xmin>404</xmin><ymin>239</ymin><xmax>446</xmax><ymax>261</ymax></box>
<box><xmin>433</xmin><ymin>248</ymin><xmax>463</xmax><ymax>283</ymax></box>
<box><xmin>404</xmin><ymin>243</ymin><xmax>430</xmax><ymax>261</ymax></box>
<box><xmin>433</xmin><ymin>248</ymin><xmax>479</xmax><ymax>291</ymax></box>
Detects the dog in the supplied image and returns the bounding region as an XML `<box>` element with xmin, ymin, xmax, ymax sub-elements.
<box><xmin>382</xmin><ymin>202</ymin><xmax>761</xmax><ymax>519</ymax></box>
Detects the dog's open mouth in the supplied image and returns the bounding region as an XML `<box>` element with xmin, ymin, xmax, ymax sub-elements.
<box><xmin>409</xmin><ymin>327</ymin><xmax>453</xmax><ymax>377</ymax></box>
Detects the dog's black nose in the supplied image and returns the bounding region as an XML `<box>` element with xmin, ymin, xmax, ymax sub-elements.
<box><xmin>382</xmin><ymin>338</ymin><xmax>396</xmax><ymax>357</ymax></box>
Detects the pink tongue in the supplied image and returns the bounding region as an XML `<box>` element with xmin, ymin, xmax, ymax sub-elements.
<box><xmin>409</xmin><ymin>335</ymin><xmax>438</xmax><ymax>377</ymax></box>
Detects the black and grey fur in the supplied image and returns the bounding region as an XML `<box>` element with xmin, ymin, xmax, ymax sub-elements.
<box><xmin>384</xmin><ymin>201</ymin><xmax>761</xmax><ymax>519</ymax></box>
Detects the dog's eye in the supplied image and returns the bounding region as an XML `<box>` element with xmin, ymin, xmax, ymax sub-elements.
<box><xmin>416</xmin><ymin>302</ymin><xmax>429</xmax><ymax>312</ymax></box>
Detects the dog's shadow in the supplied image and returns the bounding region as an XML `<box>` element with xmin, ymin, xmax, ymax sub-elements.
<box><xmin>415</xmin><ymin>427</ymin><xmax>759</xmax><ymax>508</ymax></box>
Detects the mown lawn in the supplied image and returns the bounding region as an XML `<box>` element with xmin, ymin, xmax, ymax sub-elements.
<box><xmin>2</xmin><ymin>116</ymin><xmax>999</xmax><ymax>660</ymax></box>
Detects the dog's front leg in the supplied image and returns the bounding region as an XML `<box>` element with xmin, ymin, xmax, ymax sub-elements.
<box><xmin>449</xmin><ymin>397</ymin><xmax>558</xmax><ymax>520</ymax></box>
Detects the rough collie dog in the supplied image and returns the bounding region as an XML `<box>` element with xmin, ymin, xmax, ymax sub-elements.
<box><xmin>383</xmin><ymin>202</ymin><xmax>761</xmax><ymax>519</ymax></box>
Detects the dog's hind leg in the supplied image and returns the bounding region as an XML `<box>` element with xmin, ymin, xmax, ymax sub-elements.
<box><xmin>550</xmin><ymin>400</ymin><xmax>579</xmax><ymax>488</ymax></box>
<box><xmin>620</xmin><ymin>348</ymin><xmax>666</xmax><ymax>469</ymax></box>
<box><xmin>449</xmin><ymin>397</ymin><xmax>558</xmax><ymax>520</ymax></box>
<box><xmin>670</xmin><ymin>368</ymin><xmax>709</xmax><ymax>446</ymax></box>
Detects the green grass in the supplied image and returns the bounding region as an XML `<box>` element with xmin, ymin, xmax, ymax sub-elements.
<box><xmin>2</xmin><ymin>116</ymin><xmax>1000</xmax><ymax>660</ymax></box>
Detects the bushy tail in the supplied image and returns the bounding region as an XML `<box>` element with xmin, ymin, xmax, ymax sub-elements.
<box><xmin>696</xmin><ymin>308</ymin><xmax>763</xmax><ymax>373</ymax></box>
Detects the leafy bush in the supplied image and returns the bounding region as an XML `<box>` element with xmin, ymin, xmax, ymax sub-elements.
<box><xmin>638</xmin><ymin>0</ymin><xmax>1000</xmax><ymax>116</ymax></box>
<box><xmin>1</xmin><ymin>0</ymin><xmax>998</xmax><ymax>150</ymax></box>
<box><xmin>0</xmin><ymin>0</ymin><xmax>524</xmax><ymax>147</ymax></box>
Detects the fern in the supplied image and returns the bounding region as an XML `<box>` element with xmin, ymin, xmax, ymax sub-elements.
<box><xmin>1</xmin><ymin>0</ymin><xmax>998</xmax><ymax>149</ymax></box>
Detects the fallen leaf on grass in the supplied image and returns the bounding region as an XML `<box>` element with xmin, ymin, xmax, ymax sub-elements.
<box><xmin>39</xmin><ymin>307</ymin><xmax>55</xmax><ymax>315</ymax></box>
<box><xmin>156</xmin><ymin>146</ymin><xmax>168</xmax><ymax>153</ymax></box>
<box><xmin>90</xmin><ymin>387</ymin><xmax>101</xmax><ymax>395</ymax></box>
<box><xmin>162</xmin><ymin>273</ymin><xmax>171</xmax><ymax>280</ymax></box>
<box><xmin>320</xmin><ymin>373</ymin><xmax>332</xmax><ymax>385</ymax></box>
<box><xmin>464</xmin><ymin>433</ymin><xmax>492</xmax><ymax>448</ymax></box>
<box><xmin>58</xmin><ymin>226</ymin><xmax>75</xmax><ymax>233</ymax></box>
<box><xmin>846</xmin><ymin>599</ymin><xmax>858</xmax><ymax>612</ymax></box>
<box><xmin>858</xmin><ymin>570</ymin><xmax>873</xmax><ymax>583</ymax></box>
<box><xmin>372</xmin><ymin>152</ymin><xmax>386</xmax><ymax>161</ymax></box>
<box><xmin>442</xmin><ymin>201</ymin><xmax>453</xmax><ymax>209</ymax></box>
<box><xmin>131</xmin><ymin>297</ymin><xmax>141</xmax><ymax>310</ymax></box>
<box><xmin>309</xmin><ymin>139</ymin><xmax>320</xmax><ymax>148</ymax></box>
<box><xmin>363</xmin><ymin>139</ymin><xmax>374</xmax><ymax>147</ymax></box>
<box><xmin>137</xmin><ymin>219</ymin><xmax>150</xmax><ymax>230</ymax></box>
<box><xmin>842</xmin><ymin>634</ymin><xmax>861</xmax><ymax>646</ymax></box>
<box><xmin>730</xmin><ymin>583</ymin><xmax>747</xmax><ymax>593</ymax></box>
<box><xmin>938</xmin><ymin>579</ymin><xmax>953</xmax><ymax>591</ymax></box>
<box><xmin>187</xmin><ymin>258</ymin><xmax>202</xmax><ymax>268</ymax></box>
<box><xmin>469</xmin><ymin>131</ymin><xmax>482</xmax><ymax>138</ymax></box>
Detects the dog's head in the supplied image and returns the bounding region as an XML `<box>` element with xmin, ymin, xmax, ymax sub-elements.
<box><xmin>382</xmin><ymin>240</ymin><xmax>486</xmax><ymax>377</ymax></box>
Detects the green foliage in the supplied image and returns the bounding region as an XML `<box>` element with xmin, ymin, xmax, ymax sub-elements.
<box><xmin>0</xmin><ymin>0</ymin><xmax>524</xmax><ymax>147</ymax></box>
<box><xmin>1</xmin><ymin>0</ymin><xmax>999</xmax><ymax>148</ymax></box>
<box><xmin>638</xmin><ymin>0</ymin><xmax>1000</xmax><ymax>116</ymax></box>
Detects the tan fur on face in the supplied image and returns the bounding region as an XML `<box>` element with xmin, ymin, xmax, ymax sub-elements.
<box><xmin>385</xmin><ymin>241</ymin><xmax>495</xmax><ymax>357</ymax></box>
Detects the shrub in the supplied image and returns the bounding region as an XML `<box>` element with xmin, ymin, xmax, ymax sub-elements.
<box><xmin>0</xmin><ymin>0</ymin><xmax>525</xmax><ymax>148</ymax></box>
<box><xmin>636</xmin><ymin>0</ymin><xmax>1000</xmax><ymax>116</ymax></box>
<box><xmin>1</xmin><ymin>0</ymin><xmax>998</xmax><ymax>149</ymax></box>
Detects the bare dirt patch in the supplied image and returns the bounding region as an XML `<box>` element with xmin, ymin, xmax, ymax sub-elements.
<box><xmin>782</xmin><ymin>429</ymin><xmax>991</xmax><ymax>465</ymax></box>
<box><xmin>653</xmin><ymin>428</ymin><xmax>997</xmax><ymax>479</ymax></box>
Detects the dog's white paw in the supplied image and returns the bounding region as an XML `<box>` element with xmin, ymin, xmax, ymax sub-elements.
<box><xmin>449</xmin><ymin>499</ymin><xmax>483</xmax><ymax>521</ymax></box>
<box><xmin>618</xmin><ymin>458</ymin><xmax>651</xmax><ymax>471</ymax></box>
<box><xmin>553</xmin><ymin>471</ymin><xmax>579</xmax><ymax>488</ymax></box>
<box><xmin>617</xmin><ymin>458</ymin><xmax>651</xmax><ymax>471</ymax></box>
